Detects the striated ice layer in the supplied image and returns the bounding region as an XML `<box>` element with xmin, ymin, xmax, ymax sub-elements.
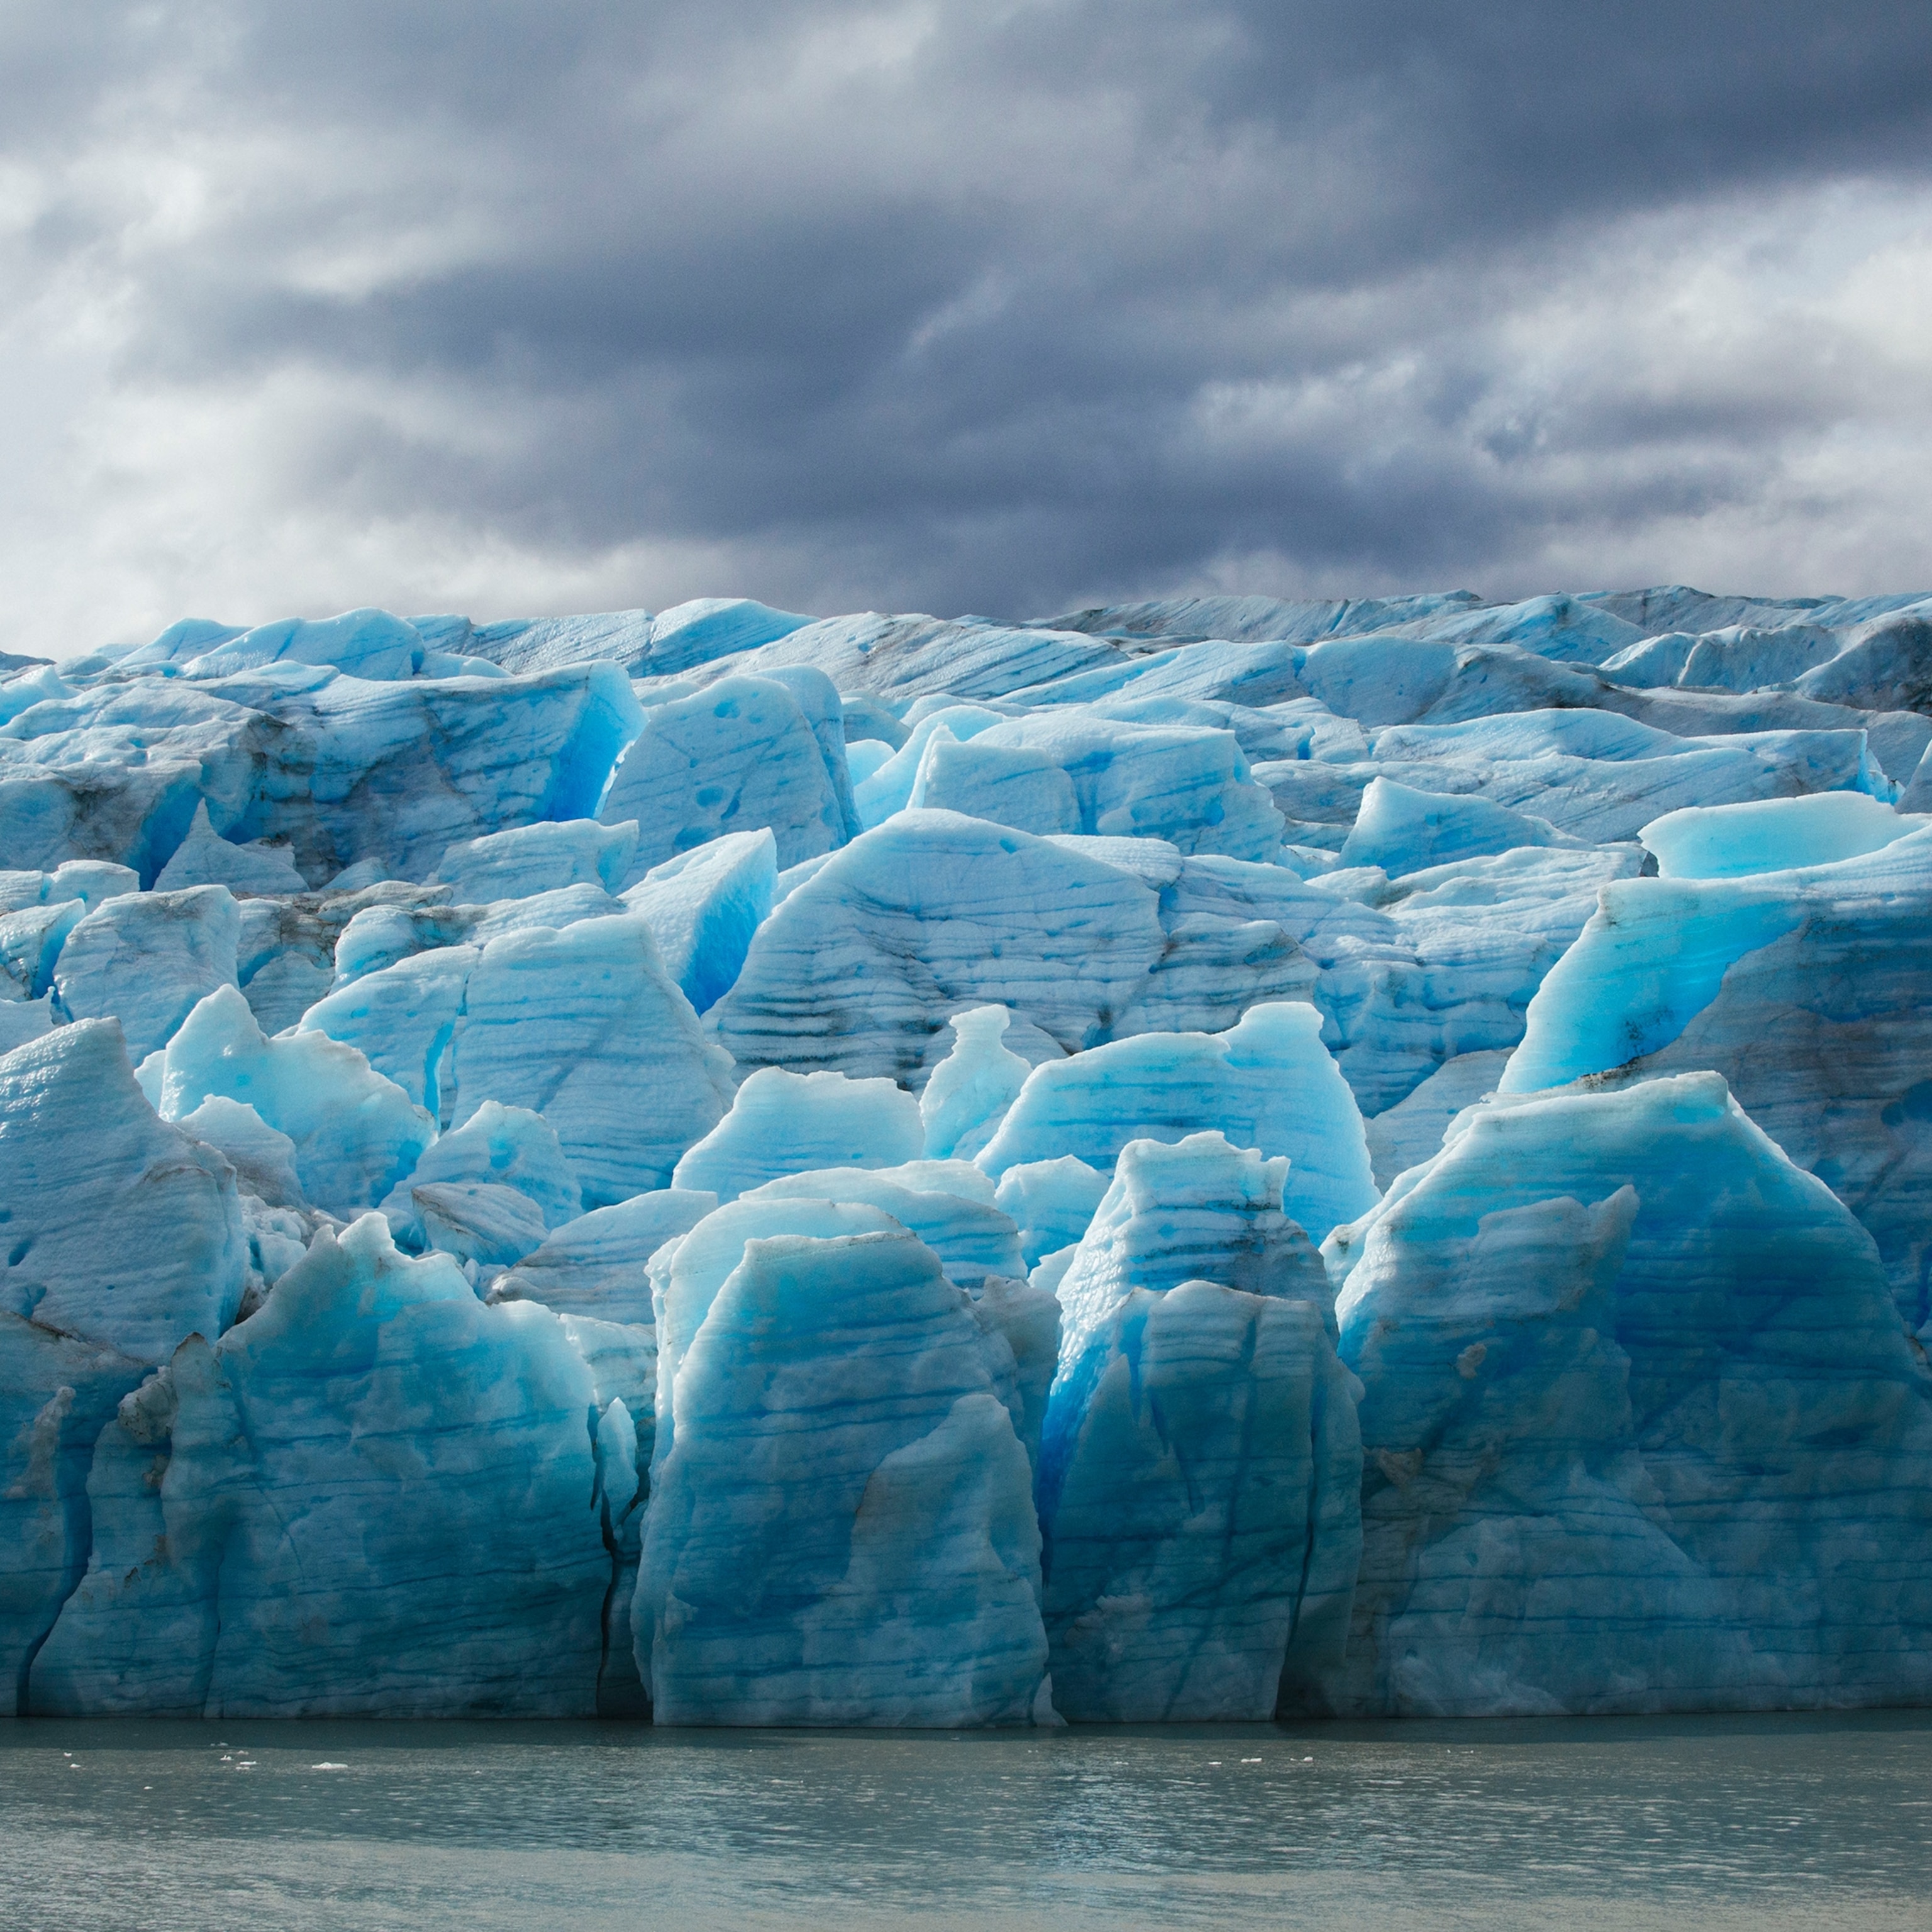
<box><xmin>1032</xmin><ymin>1133</ymin><xmax>1362</xmax><ymax>1719</ymax></box>
<box><xmin>976</xmin><ymin>1001</ymin><xmax>1375</xmax><ymax>1247</ymax></box>
<box><xmin>740</xmin><ymin>1165</ymin><xmax>1025</xmax><ymax>1287</ymax></box>
<box><xmin>1314</xmin><ymin>1073</ymin><xmax>1932</xmax><ymax>1716</ymax></box>
<box><xmin>637</xmin><ymin>1228</ymin><xmax>1050</xmax><ymax>1726</ymax></box>
<box><xmin>487</xmin><ymin>1189</ymin><xmax>719</xmax><ymax>1323</ymax></box>
<box><xmin>54</xmin><ymin>884</ymin><xmax>241</xmax><ymax>1060</ymax></box>
<box><xmin>599</xmin><ymin>676</ymin><xmax>849</xmax><ymax>879</ymax></box>
<box><xmin>31</xmin><ymin>1217</ymin><xmax>618</xmax><ymax>1717</ymax></box>
<box><xmin>157</xmin><ymin>984</ymin><xmax>434</xmax><ymax>1217</ymax></box>
<box><xmin>0</xmin><ymin>1022</ymin><xmax>247</xmax><ymax>1365</ymax></box>
<box><xmin>1503</xmin><ymin>823</ymin><xmax>1932</xmax><ymax>1326</ymax></box>
<box><xmin>672</xmin><ymin>1067</ymin><xmax>924</xmax><ymax>1201</ymax></box>
<box><xmin>1640</xmin><ymin>789</ymin><xmax>1923</xmax><ymax>878</ymax></box>
<box><xmin>154</xmin><ymin>801</ymin><xmax>308</xmax><ymax>895</ymax></box>
<box><xmin>453</xmin><ymin>915</ymin><xmax>733</xmax><ymax>1204</ymax></box>
<box><xmin>433</xmin><ymin>816</ymin><xmax>638</xmax><ymax>902</ymax></box>
<box><xmin>619</xmin><ymin>829</ymin><xmax>776</xmax><ymax>1014</ymax></box>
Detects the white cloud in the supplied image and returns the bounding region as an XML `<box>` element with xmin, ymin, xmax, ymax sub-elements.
<box><xmin>2</xmin><ymin>1</ymin><xmax>1929</xmax><ymax>657</ymax></box>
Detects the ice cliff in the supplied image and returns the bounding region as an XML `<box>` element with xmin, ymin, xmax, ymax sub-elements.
<box><xmin>3</xmin><ymin>585</ymin><xmax>1931</xmax><ymax>1721</ymax></box>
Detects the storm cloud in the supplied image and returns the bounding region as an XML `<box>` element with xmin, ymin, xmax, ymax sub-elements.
<box><xmin>3</xmin><ymin>1</ymin><xmax>1930</xmax><ymax>654</ymax></box>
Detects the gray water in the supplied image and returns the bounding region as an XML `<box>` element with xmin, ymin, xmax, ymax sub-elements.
<box><xmin>1</xmin><ymin>1713</ymin><xmax>1926</xmax><ymax>1931</ymax></box>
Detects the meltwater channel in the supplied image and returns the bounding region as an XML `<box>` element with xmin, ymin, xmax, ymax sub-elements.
<box><xmin>3</xmin><ymin>1713</ymin><xmax>1927</xmax><ymax>1931</ymax></box>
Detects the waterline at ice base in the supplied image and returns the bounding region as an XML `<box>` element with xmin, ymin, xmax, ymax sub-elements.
<box><xmin>4</xmin><ymin>584</ymin><xmax>1932</xmax><ymax>1723</ymax></box>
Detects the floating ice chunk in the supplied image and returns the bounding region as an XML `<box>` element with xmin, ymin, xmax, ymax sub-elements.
<box><xmin>1317</xmin><ymin>1072</ymin><xmax>1932</xmax><ymax>1716</ymax></box>
<box><xmin>433</xmin><ymin>817</ymin><xmax>638</xmax><ymax>902</ymax></box>
<box><xmin>709</xmin><ymin>811</ymin><xmax>1168</xmax><ymax>1084</ymax></box>
<box><xmin>487</xmin><ymin>1189</ymin><xmax>719</xmax><ymax>1322</ymax></box>
<box><xmin>741</xmin><ymin>1167</ymin><xmax>1024</xmax><ymax>1286</ymax></box>
<box><xmin>638</xmin><ymin>1228</ymin><xmax>1049</xmax><ymax>1725</ymax></box>
<box><xmin>906</xmin><ymin>730</ymin><xmax>1081</xmax><ymax>836</ymax></box>
<box><xmin>153</xmin><ymin>802</ymin><xmax>308</xmax><ymax>894</ymax></box>
<box><xmin>977</xmin><ymin>1002</ymin><xmax>1374</xmax><ymax>1247</ymax></box>
<box><xmin>0</xmin><ymin>896</ymin><xmax>84</xmax><ymax>1001</ymax></box>
<box><xmin>0</xmin><ymin>1021</ymin><xmax>247</xmax><ymax>1363</ymax></box>
<box><xmin>31</xmin><ymin>1216</ymin><xmax>612</xmax><ymax>1716</ymax></box>
<box><xmin>1640</xmin><ymin>790</ymin><xmax>1923</xmax><ymax>879</ymax></box>
<box><xmin>379</xmin><ymin>1099</ymin><xmax>579</xmax><ymax>1250</ymax></box>
<box><xmin>452</xmin><ymin>914</ymin><xmax>732</xmax><ymax>1204</ymax></box>
<box><xmin>919</xmin><ymin>1005</ymin><xmax>1031</xmax><ymax>1161</ymax></box>
<box><xmin>1038</xmin><ymin>1279</ymin><xmax>1362</xmax><ymax>1721</ymax></box>
<box><xmin>1339</xmin><ymin>777</ymin><xmax>1570</xmax><ymax>879</ymax></box>
<box><xmin>157</xmin><ymin>985</ymin><xmax>434</xmax><ymax>1216</ymax></box>
<box><xmin>620</xmin><ymin>830</ymin><xmax>777</xmax><ymax>1013</ymax></box>
<box><xmin>299</xmin><ymin>944</ymin><xmax>479</xmax><ymax>1115</ymax></box>
<box><xmin>177</xmin><ymin>1096</ymin><xmax>304</xmax><ymax>1208</ymax></box>
<box><xmin>672</xmin><ymin>1066</ymin><xmax>923</xmax><ymax>1202</ymax></box>
<box><xmin>598</xmin><ymin>675</ymin><xmax>845</xmax><ymax>879</ymax></box>
<box><xmin>53</xmin><ymin>885</ymin><xmax>241</xmax><ymax>1061</ymax></box>
<box><xmin>994</xmin><ymin>1157</ymin><xmax>1112</xmax><ymax>1269</ymax></box>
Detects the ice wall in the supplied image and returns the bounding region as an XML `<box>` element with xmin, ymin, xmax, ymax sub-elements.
<box><xmin>4</xmin><ymin>583</ymin><xmax>1931</xmax><ymax>1723</ymax></box>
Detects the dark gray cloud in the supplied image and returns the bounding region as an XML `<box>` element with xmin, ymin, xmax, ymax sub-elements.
<box><xmin>3</xmin><ymin>1</ymin><xmax>1930</xmax><ymax>650</ymax></box>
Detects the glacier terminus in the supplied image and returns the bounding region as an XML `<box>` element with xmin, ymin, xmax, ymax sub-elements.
<box><xmin>3</xmin><ymin>584</ymin><xmax>1932</xmax><ymax>1723</ymax></box>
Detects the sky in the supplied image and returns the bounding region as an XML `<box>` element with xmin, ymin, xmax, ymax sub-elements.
<box><xmin>3</xmin><ymin>1</ymin><xmax>1930</xmax><ymax>657</ymax></box>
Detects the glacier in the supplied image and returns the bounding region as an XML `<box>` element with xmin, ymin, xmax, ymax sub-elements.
<box><xmin>1</xmin><ymin>584</ymin><xmax>1930</xmax><ymax>1723</ymax></box>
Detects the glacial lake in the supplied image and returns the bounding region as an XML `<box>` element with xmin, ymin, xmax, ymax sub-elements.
<box><xmin>1</xmin><ymin>1713</ymin><xmax>1926</xmax><ymax>1931</ymax></box>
